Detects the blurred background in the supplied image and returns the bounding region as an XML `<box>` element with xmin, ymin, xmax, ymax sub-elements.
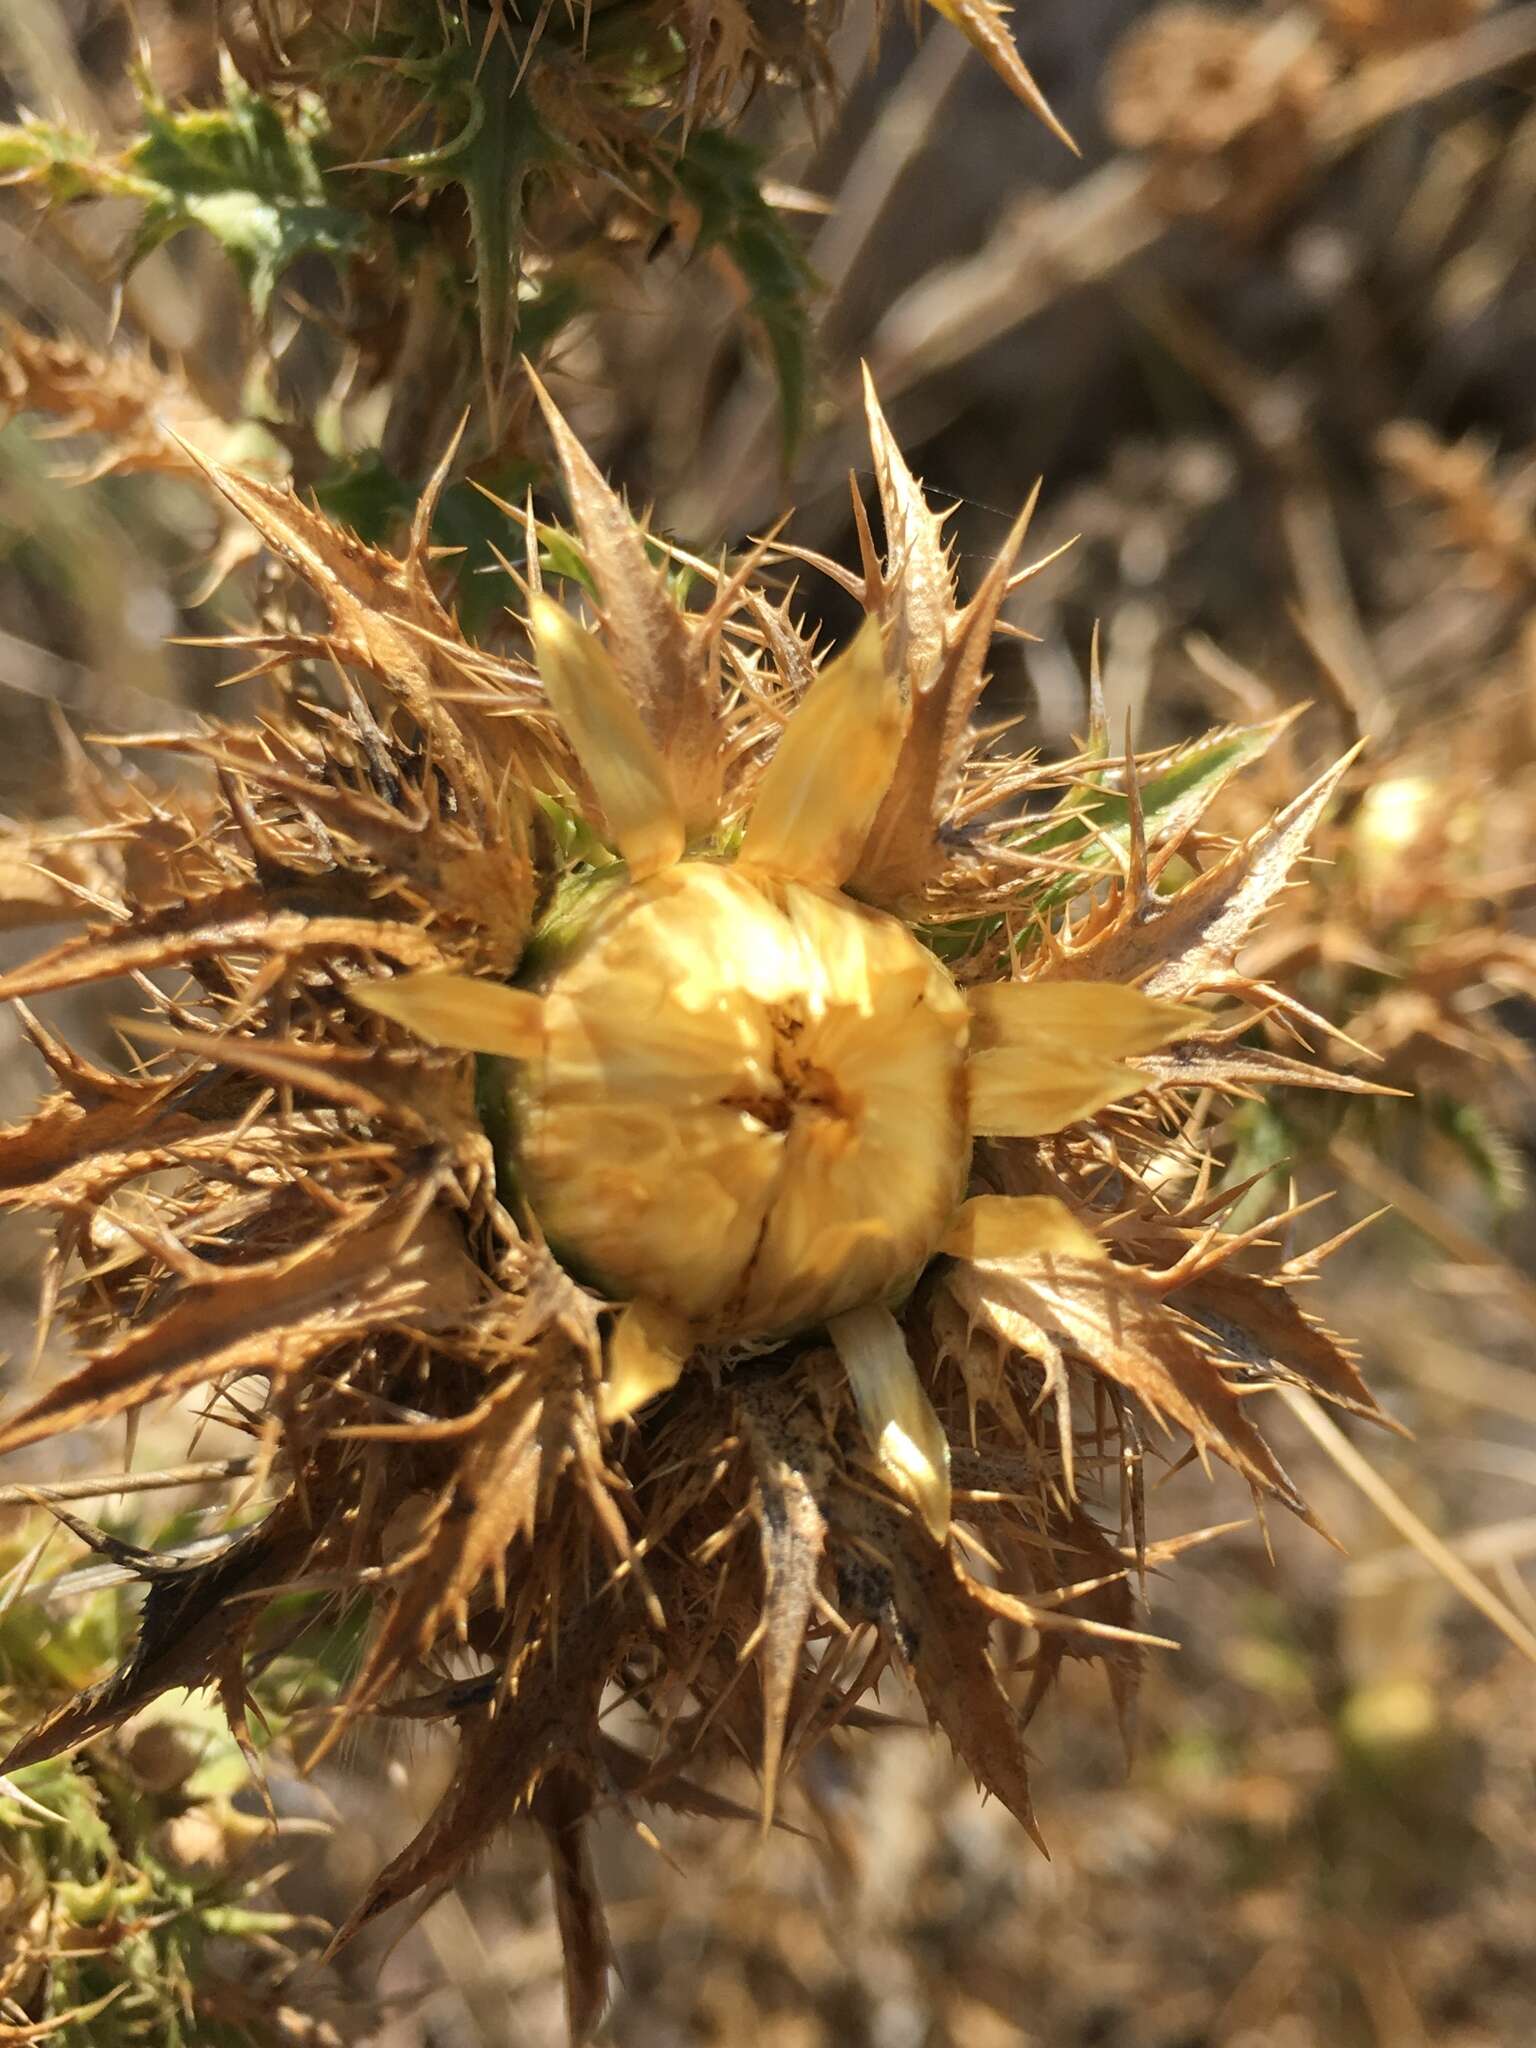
<box><xmin>2</xmin><ymin>2</ymin><xmax>1535</xmax><ymax>2044</ymax></box>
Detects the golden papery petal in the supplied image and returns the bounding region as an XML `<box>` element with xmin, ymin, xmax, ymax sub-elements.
<box><xmin>739</xmin><ymin>617</ymin><xmax>906</xmax><ymax>887</ymax></box>
<box><xmin>351</xmin><ymin>972</ymin><xmax>545</xmax><ymax>1059</ymax></box>
<box><xmin>601</xmin><ymin>1299</ymin><xmax>694</xmax><ymax>1423</ymax></box>
<box><xmin>942</xmin><ymin>1193</ymin><xmax>1101</xmax><ymax>1262</ymax></box>
<box><xmin>967</xmin><ymin>980</ymin><xmax>1205</xmax><ymax>1059</ymax></box>
<box><xmin>522</xmin><ymin>1099</ymin><xmax>779</xmax><ymax>1322</ymax></box>
<box><xmin>965</xmin><ymin>1047</ymin><xmax>1144</xmax><ymax>1136</ymax></box>
<box><xmin>830</xmin><ymin>1303</ymin><xmax>952</xmax><ymax>1542</ymax></box>
<box><xmin>514</xmin><ymin>866</ymin><xmax>968</xmax><ymax>1337</ymax></box>
<box><xmin>530</xmin><ymin>593</ymin><xmax>684</xmax><ymax>880</ymax></box>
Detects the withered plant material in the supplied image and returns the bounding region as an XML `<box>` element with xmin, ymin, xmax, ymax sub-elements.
<box><xmin>1197</xmin><ymin>426</ymin><xmax>1536</xmax><ymax>1213</ymax></box>
<box><xmin>0</xmin><ymin>1495</ymin><xmax>350</xmax><ymax>2047</ymax></box>
<box><xmin>0</xmin><ymin>0</ymin><xmax>1073</xmax><ymax>477</ymax></box>
<box><xmin>1103</xmin><ymin>5</ymin><xmax>1335</xmax><ymax>232</ymax></box>
<box><xmin>0</xmin><ymin>369</ymin><xmax>1382</xmax><ymax>2040</ymax></box>
<box><xmin>1322</xmin><ymin>0</ymin><xmax>1493</xmax><ymax>57</ymax></box>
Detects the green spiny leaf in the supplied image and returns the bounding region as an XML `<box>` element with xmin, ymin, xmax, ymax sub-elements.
<box><xmin>1019</xmin><ymin>721</ymin><xmax>1286</xmax><ymax>914</ymax></box>
<box><xmin>1432</xmin><ymin>1094</ymin><xmax>1527</xmax><ymax>1213</ymax></box>
<box><xmin>0</xmin><ymin>118</ymin><xmax>154</xmax><ymax>202</ymax></box>
<box><xmin>926</xmin><ymin>722</ymin><xmax>1286</xmax><ymax>960</ymax></box>
<box><xmin>455</xmin><ymin>35</ymin><xmax>550</xmax><ymax>415</ymax></box>
<box><xmin>674</xmin><ymin>129</ymin><xmax>818</xmax><ymax>462</ymax></box>
<box><xmin>126</xmin><ymin>71</ymin><xmax>360</xmax><ymax>313</ymax></box>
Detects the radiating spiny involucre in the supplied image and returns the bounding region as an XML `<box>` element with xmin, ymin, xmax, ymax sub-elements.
<box><xmin>0</xmin><ymin>369</ymin><xmax>1386</xmax><ymax>2041</ymax></box>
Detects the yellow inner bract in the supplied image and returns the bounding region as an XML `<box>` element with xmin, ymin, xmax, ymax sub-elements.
<box><xmin>514</xmin><ymin>863</ymin><xmax>971</xmax><ymax>1340</ymax></box>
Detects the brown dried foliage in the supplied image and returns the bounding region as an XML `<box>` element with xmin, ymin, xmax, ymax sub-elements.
<box><xmin>1104</xmin><ymin>6</ymin><xmax>1334</xmax><ymax>232</ymax></box>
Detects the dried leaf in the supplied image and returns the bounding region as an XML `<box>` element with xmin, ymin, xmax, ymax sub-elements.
<box><xmin>0</xmin><ymin>824</ymin><xmax>123</xmax><ymax>930</ymax></box>
<box><xmin>947</xmin><ymin>1248</ymin><xmax>1311</xmax><ymax>1515</ymax></box>
<box><xmin>357</xmin><ymin>1415</ymin><xmax>537</xmax><ymax>1700</ymax></box>
<box><xmin>855</xmin><ymin>493</ymin><xmax>1035</xmax><ymax>906</ymax></box>
<box><xmin>0</xmin><ymin>1500</ymin><xmax>308</xmax><ymax>1772</ymax></box>
<box><xmin>533</xmin><ymin>1771</ymin><xmax>614</xmax><ymax>2046</ymax></box>
<box><xmin>174</xmin><ymin>440</ymin><xmax>543</xmax><ymax>859</ymax></box>
<box><xmin>0</xmin><ymin>1089</ymin><xmax>194</xmax><ymax>1199</ymax></box>
<box><xmin>1019</xmin><ymin>1501</ymin><xmax>1144</xmax><ymax>1754</ymax></box>
<box><xmin>862</xmin><ymin>365</ymin><xmax>955</xmax><ymax>688</ymax></box>
<box><xmin>0</xmin><ymin>1204</ymin><xmax>485</xmax><ymax>1456</ymax></box>
<box><xmin>838</xmin><ymin>1490</ymin><xmax>1045</xmax><ymax>1851</ymax></box>
<box><xmin>1136</xmin><ymin>1039</ymin><xmax>1397</xmax><ymax>1094</ymax></box>
<box><xmin>0</xmin><ymin>316</ymin><xmax>242</xmax><ymax>480</ymax></box>
<box><xmin>1174</xmin><ymin>1266</ymin><xmax>1384</xmax><ymax>1421</ymax></box>
<box><xmin>739</xmin><ymin>1374</ymin><xmax>832</xmax><ymax>1826</ymax></box>
<box><xmin>328</xmin><ymin>1609</ymin><xmax>633</xmax><ymax>1956</ymax></box>
<box><xmin>0</xmin><ymin>903</ymin><xmax>449</xmax><ymax>1005</ymax></box>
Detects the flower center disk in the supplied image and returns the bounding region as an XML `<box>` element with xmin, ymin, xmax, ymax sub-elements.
<box><xmin>513</xmin><ymin>864</ymin><xmax>971</xmax><ymax>1340</ymax></box>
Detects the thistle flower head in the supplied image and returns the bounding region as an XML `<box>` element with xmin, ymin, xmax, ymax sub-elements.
<box><xmin>363</xmin><ymin>559</ymin><xmax>1198</xmax><ymax>1399</ymax></box>
<box><xmin>0</xmin><ymin>364</ymin><xmax>1384</xmax><ymax>2040</ymax></box>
